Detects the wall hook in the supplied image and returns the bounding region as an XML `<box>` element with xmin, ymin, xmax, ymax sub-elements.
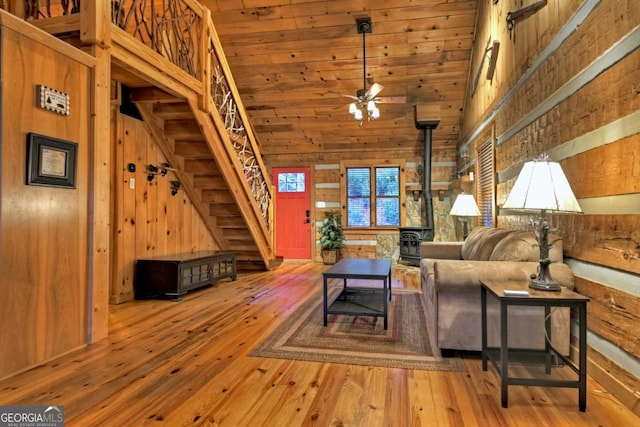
<box><xmin>147</xmin><ymin>164</ymin><xmax>158</xmax><ymax>181</ymax></box>
<box><xmin>170</xmin><ymin>181</ymin><xmax>181</xmax><ymax>196</ymax></box>
<box><xmin>147</xmin><ymin>163</ymin><xmax>177</xmax><ymax>181</ymax></box>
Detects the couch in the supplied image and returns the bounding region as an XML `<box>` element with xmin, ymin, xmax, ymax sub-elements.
<box><xmin>420</xmin><ymin>226</ymin><xmax>575</xmax><ymax>354</ymax></box>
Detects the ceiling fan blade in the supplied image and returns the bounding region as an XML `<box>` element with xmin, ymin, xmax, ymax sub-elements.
<box><xmin>365</xmin><ymin>82</ymin><xmax>384</xmax><ymax>100</ymax></box>
<box><xmin>328</xmin><ymin>91</ymin><xmax>360</xmax><ymax>102</ymax></box>
<box><xmin>373</xmin><ymin>96</ymin><xmax>407</xmax><ymax>104</ymax></box>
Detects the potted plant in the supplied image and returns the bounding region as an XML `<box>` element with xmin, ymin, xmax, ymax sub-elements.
<box><xmin>319</xmin><ymin>209</ymin><xmax>345</xmax><ymax>264</ymax></box>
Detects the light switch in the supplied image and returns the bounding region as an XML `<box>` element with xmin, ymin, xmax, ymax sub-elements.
<box><xmin>129</xmin><ymin>178</ymin><xmax>135</xmax><ymax>189</ymax></box>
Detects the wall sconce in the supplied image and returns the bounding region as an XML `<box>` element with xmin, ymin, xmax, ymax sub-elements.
<box><xmin>147</xmin><ymin>162</ymin><xmax>175</xmax><ymax>181</ymax></box>
<box><xmin>471</xmin><ymin>39</ymin><xmax>500</xmax><ymax>95</ymax></box>
<box><xmin>485</xmin><ymin>41</ymin><xmax>500</xmax><ymax>80</ymax></box>
<box><xmin>170</xmin><ymin>181</ymin><xmax>181</xmax><ymax>196</ymax></box>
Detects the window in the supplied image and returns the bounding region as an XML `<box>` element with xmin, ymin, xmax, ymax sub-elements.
<box><xmin>344</xmin><ymin>164</ymin><xmax>402</xmax><ymax>228</ymax></box>
<box><xmin>477</xmin><ymin>138</ymin><xmax>495</xmax><ymax>227</ymax></box>
<box><xmin>277</xmin><ymin>172</ymin><xmax>305</xmax><ymax>193</ymax></box>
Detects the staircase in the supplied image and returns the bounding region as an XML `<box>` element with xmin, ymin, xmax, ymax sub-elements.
<box><xmin>132</xmin><ymin>90</ymin><xmax>275</xmax><ymax>270</ymax></box>
<box><xmin>25</xmin><ymin>1</ymin><xmax>277</xmax><ymax>270</ymax></box>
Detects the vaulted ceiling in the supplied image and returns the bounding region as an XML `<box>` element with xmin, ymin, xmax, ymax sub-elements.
<box><xmin>202</xmin><ymin>1</ymin><xmax>478</xmax><ymax>161</ymax></box>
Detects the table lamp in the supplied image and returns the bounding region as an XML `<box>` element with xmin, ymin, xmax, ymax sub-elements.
<box><xmin>502</xmin><ymin>154</ymin><xmax>582</xmax><ymax>291</ymax></box>
<box><xmin>450</xmin><ymin>192</ymin><xmax>481</xmax><ymax>239</ymax></box>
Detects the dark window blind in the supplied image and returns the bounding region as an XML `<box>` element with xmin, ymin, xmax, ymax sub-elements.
<box><xmin>477</xmin><ymin>139</ymin><xmax>495</xmax><ymax>227</ymax></box>
<box><xmin>347</xmin><ymin>167</ymin><xmax>371</xmax><ymax>227</ymax></box>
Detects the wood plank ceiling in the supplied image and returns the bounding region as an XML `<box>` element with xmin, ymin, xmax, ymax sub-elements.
<box><xmin>202</xmin><ymin>0</ymin><xmax>478</xmax><ymax>161</ymax></box>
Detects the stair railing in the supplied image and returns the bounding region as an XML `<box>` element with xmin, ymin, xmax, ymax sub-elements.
<box><xmin>14</xmin><ymin>0</ymin><xmax>274</xmax><ymax>239</ymax></box>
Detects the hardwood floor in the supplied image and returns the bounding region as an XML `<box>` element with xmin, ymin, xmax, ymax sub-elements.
<box><xmin>0</xmin><ymin>261</ymin><xmax>637</xmax><ymax>426</ymax></box>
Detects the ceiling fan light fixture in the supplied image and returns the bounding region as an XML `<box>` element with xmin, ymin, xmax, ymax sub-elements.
<box><xmin>349</xmin><ymin>102</ymin><xmax>357</xmax><ymax>115</ymax></box>
<box><xmin>366</xmin><ymin>100</ymin><xmax>376</xmax><ymax>113</ymax></box>
<box><xmin>353</xmin><ymin>109</ymin><xmax>363</xmax><ymax>121</ymax></box>
<box><xmin>370</xmin><ymin>106</ymin><xmax>380</xmax><ymax>120</ymax></box>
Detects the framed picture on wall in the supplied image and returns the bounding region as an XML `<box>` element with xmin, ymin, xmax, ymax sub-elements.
<box><xmin>26</xmin><ymin>133</ymin><xmax>77</xmax><ymax>188</ymax></box>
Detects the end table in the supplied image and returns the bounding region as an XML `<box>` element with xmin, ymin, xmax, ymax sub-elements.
<box><xmin>480</xmin><ymin>279</ymin><xmax>589</xmax><ymax>412</ymax></box>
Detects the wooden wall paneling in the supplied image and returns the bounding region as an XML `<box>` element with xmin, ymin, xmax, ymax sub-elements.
<box><xmin>146</xmin><ymin>139</ymin><xmax>160</xmax><ymax>256</ymax></box>
<box><xmin>315</xmin><ymin>188</ymin><xmax>340</xmax><ymax>204</ymax></box>
<box><xmin>559</xmin><ymin>214</ymin><xmax>640</xmax><ymax>275</ymax></box>
<box><xmin>197</xmin><ymin>222</ymin><xmax>209</xmax><ymax>250</ymax></box>
<box><xmin>135</xmin><ymin>116</ymin><xmax>150</xmax><ymax>263</ymax></box>
<box><xmin>194</xmin><ymin>205</ymin><xmax>206</xmax><ymax>252</ymax></box>
<box><xmin>182</xmin><ymin>192</ymin><xmax>194</xmax><ymax>253</ymax></box>
<box><xmin>573</xmin><ymin>277</ymin><xmax>640</xmax><ymax>357</ymax></box>
<box><xmin>167</xmin><ymin>181</ymin><xmax>182</xmax><ymax>255</ymax></box>
<box><xmin>111</xmin><ymin>112</ymin><xmax>125</xmax><ymax>304</ymax></box>
<box><xmin>563</xmin><ymin>136</ymin><xmax>640</xmax><ymax>200</ymax></box>
<box><xmin>314</xmin><ymin>168</ymin><xmax>340</xmax><ymax>184</ymax></box>
<box><xmin>119</xmin><ymin>114</ymin><xmax>138</xmax><ymax>302</ymax></box>
<box><xmin>0</xmin><ymin>20</ymin><xmax>91</xmax><ymax>377</ymax></box>
<box><xmin>154</xmin><ymin>145</ymin><xmax>169</xmax><ymax>257</ymax></box>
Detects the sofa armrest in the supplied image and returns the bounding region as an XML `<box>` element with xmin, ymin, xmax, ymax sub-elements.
<box><xmin>434</xmin><ymin>260</ymin><xmax>575</xmax><ymax>293</ymax></box>
<box><xmin>420</xmin><ymin>241</ymin><xmax>463</xmax><ymax>260</ymax></box>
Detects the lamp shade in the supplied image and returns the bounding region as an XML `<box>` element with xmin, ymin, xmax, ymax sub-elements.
<box><xmin>502</xmin><ymin>156</ymin><xmax>582</xmax><ymax>213</ymax></box>
<box><xmin>450</xmin><ymin>193</ymin><xmax>481</xmax><ymax>216</ymax></box>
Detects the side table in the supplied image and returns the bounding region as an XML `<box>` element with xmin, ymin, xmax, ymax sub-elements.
<box><xmin>480</xmin><ymin>279</ymin><xmax>589</xmax><ymax>411</ymax></box>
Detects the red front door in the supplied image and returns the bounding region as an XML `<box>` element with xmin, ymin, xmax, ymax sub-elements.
<box><xmin>272</xmin><ymin>168</ymin><xmax>311</xmax><ymax>259</ymax></box>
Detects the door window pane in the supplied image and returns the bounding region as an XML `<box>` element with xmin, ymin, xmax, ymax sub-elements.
<box><xmin>278</xmin><ymin>172</ymin><xmax>305</xmax><ymax>193</ymax></box>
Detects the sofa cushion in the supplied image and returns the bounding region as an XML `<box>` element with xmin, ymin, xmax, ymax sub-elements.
<box><xmin>460</xmin><ymin>226</ymin><xmax>490</xmax><ymax>260</ymax></box>
<box><xmin>420</xmin><ymin>241</ymin><xmax>463</xmax><ymax>260</ymax></box>
<box><xmin>490</xmin><ymin>230</ymin><xmax>564</xmax><ymax>262</ymax></box>
<box><xmin>434</xmin><ymin>260</ymin><xmax>575</xmax><ymax>292</ymax></box>
<box><xmin>463</xmin><ymin>227</ymin><xmax>511</xmax><ymax>261</ymax></box>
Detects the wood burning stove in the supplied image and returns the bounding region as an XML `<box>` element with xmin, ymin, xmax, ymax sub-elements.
<box><xmin>398</xmin><ymin>108</ymin><xmax>439</xmax><ymax>266</ymax></box>
<box><xmin>399</xmin><ymin>227</ymin><xmax>430</xmax><ymax>266</ymax></box>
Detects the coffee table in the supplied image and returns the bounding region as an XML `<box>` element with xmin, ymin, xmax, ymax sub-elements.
<box><xmin>323</xmin><ymin>258</ymin><xmax>392</xmax><ymax>329</ymax></box>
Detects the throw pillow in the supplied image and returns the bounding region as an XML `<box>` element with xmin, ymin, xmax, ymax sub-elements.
<box><xmin>466</xmin><ymin>228</ymin><xmax>511</xmax><ymax>260</ymax></box>
<box><xmin>490</xmin><ymin>231</ymin><xmax>538</xmax><ymax>261</ymax></box>
<box><xmin>490</xmin><ymin>230</ymin><xmax>564</xmax><ymax>262</ymax></box>
<box><xmin>461</xmin><ymin>226</ymin><xmax>490</xmax><ymax>260</ymax></box>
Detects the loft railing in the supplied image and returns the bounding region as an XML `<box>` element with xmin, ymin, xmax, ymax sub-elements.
<box><xmin>13</xmin><ymin>0</ymin><xmax>273</xmax><ymax>232</ymax></box>
<box><xmin>111</xmin><ymin>0</ymin><xmax>202</xmax><ymax>79</ymax></box>
<box><xmin>14</xmin><ymin>2</ymin><xmax>203</xmax><ymax>79</ymax></box>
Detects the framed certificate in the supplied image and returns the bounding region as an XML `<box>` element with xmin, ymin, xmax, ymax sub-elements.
<box><xmin>26</xmin><ymin>133</ymin><xmax>77</xmax><ymax>188</ymax></box>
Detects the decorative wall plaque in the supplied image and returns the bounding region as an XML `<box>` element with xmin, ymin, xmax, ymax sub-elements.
<box><xmin>36</xmin><ymin>84</ymin><xmax>70</xmax><ymax>116</ymax></box>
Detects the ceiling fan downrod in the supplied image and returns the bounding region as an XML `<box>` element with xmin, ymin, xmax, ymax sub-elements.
<box><xmin>356</xmin><ymin>17</ymin><xmax>372</xmax><ymax>94</ymax></box>
<box><xmin>349</xmin><ymin>17</ymin><xmax>380</xmax><ymax>126</ymax></box>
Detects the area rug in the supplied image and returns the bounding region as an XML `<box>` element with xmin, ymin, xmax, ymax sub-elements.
<box><xmin>250</xmin><ymin>289</ymin><xmax>464</xmax><ymax>372</ymax></box>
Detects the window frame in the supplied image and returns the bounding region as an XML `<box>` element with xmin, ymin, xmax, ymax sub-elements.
<box><xmin>340</xmin><ymin>159</ymin><xmax>406</xmax><ymax>230</ymax></box>
<box><xmin>476</xmin><ymin>135</ymin><xmax>496</xmax><ymax>228</ymax></box>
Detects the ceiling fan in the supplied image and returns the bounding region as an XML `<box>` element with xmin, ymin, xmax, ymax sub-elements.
<box><xmin>334</xmin><ymin>17</ymin><xmax>407</xmax><ymax>125</ymax></box>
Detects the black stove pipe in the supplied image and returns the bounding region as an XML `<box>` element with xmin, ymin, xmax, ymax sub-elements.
<box><xmin>416</xmin><ymin>119</ymin><xmax>439</xmax><ymax>242</ymax></box>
